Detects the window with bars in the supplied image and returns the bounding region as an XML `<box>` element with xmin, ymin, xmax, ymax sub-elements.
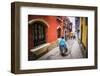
<box><xmin>32</xmin><ymin>22</ymin><xmax>46</xmax><ymax>47</ymax></box>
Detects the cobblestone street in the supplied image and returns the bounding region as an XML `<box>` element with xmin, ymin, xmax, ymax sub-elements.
<box><xmin>39</xmin><ymin>37</ymin><xmax>83</xmax><ymax>60</ymax></box>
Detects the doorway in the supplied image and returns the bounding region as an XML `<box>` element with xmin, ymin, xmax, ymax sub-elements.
<box><xmin>57</xmin><ymin>28</ymin><xmax>61</xmax><ymax>38</ymax></box>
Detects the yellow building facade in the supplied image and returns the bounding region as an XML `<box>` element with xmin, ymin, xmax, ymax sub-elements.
<box><xmin>80</xmin><ymin>17</ymin><xmax>88</xmax><ymax>49</ymax></box>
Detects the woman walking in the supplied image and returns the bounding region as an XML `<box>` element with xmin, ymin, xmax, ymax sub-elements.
<box><xmin>58</xmin><ymin>36</ymin><xmax>68</xmax><ymax>56</ymax></box>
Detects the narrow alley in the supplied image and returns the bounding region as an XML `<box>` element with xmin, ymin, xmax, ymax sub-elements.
<box><xmin>28</xmin><ymin>15</ymin><xmax>88</xmax><ymax>60</ymax></box>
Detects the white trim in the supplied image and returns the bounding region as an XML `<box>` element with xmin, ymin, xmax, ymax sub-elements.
<box><xmin>28</xmin><ymin>19</ymin><xmax>49</xmax><ymax>28</ymax></box>
<box><xmin>57</xmin><ymin>26</ymin><xmax>62</xmax><ymax>29</ymax></box>
<box><xmin>20</xmin><ymin>6</ymin><xmax>95</xmax><ymax>70</ymax></box>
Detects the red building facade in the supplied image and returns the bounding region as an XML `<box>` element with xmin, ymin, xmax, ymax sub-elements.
<box><xmin>28</xmin><ymin>15</ymin><xmax>59</xmax><ymax>50</ymax></box>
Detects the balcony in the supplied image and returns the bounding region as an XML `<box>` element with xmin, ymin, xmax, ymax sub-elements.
<box><xmin>56</xmin><ymin>16</ymin><xmax>63</xmax><ymax>22</ymax></box>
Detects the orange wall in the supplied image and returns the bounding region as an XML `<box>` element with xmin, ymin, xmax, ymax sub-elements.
<box><xmin>45</xmin><ymin>16</ymin><xmax>58</xmax><ymax>43</ymax></box>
